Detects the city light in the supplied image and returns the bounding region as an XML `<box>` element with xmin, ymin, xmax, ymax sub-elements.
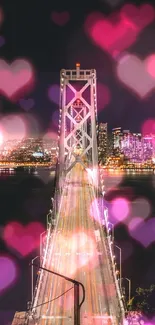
<box><xmin>0</xmin><ymin>136</ymin><xmax>58</xmax><ymax>167</ymax></box>
<box><xmin>98</xmin><ymin>123</ymin><xmax>155</xmax><ymax>170</ymax></box>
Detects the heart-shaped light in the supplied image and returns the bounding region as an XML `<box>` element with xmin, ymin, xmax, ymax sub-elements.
<box><xmin>3</xmin><ymin>222</ymin><xmax>45</xmax><ymax>257</ymax></box>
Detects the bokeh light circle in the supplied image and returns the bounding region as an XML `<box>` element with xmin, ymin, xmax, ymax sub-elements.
<box><xmin>0</xmin><ymin>255</ymin><xmax>18</xmax><ymax>294</ymax></box>
<box><xmin>111</xmin><ymin>197</ymin><xmax>129</xmax><ymax>222</ymax></box>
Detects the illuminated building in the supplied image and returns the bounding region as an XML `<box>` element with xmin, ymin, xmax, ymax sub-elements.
<box><xmin>132</xmin><ymin>133</ymin><xmax>143</xmax><ymax>162</ymax></box>
<box><xmin>120</xmin><ymin>130</ymin><xmax>133</xmax><ymax>160</ymax></box>
<box><xmin>142</xmin><ymin>135</ymin><xmax>153</xmax><ymax>162</ymax></box>
<box><xmin>120</xmin><ymin>132</ymin><xmax>143</xmax><ymax>162</ymax></box>
<box><xmin>0</xmin><ymin>137</ymin><xmax>58</xmax><ymax>164</ymax></box>
<box><xmin>112</xmin><ymin>127</ymin><xmax>122</xmax><ymax>157</ymax></box>
<box><xmin>107</xmin><ymin>133</ymin><xmax>113</xmax><ymax>157</ymax></box>
<box><xmin>121</xmin><ymin>130</ymin><xmax>130</xmax><ymax>149</ymax></box>
<box><xmin>98</xmin><ymin>123</ymin><xmax>107</xmax><ymax>164</ymax></box>
<box><xmin>152</xmin><ymin>135</ymin><xmax>155</xmax><ymax>161</ymax></box>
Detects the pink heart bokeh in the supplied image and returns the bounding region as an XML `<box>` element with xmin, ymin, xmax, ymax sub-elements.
<box><xmin>51</xmin><ymin>11</ymin><xmax>70</xmax><ymax>26</ymax></box>
<box><xmin>97</xmin><ymin>83</ymin><xmax>111</xmax><ymax>112</ymax></box>
<box><xmin>0</xmin><ymin>114</ymin><xmax>27</xmax><ymax>141</ymax></box>
<box><xmin>121</xmin><ymin>3</ymin><xmax>155</xmax><ymax>32</ymax></box>
<box><xmin>116</xmin><ymin>54</ymin><xmax>155</xmax><ymax>98</ymax></box>
<box><xmin>85</xmin><ymin>4</ymin><xmax>155</xmax><ymax>58</ymax></box>
<box><xmin>129</xmin><ymin>198</ymin><xmax>151</xmax><ymax>221</ymax></box>
<box><xmin>51</xmin><ymin>231</ymin><xmax>98</xmax><ymax>276</ymax></box>
<box><xmin>141</xmin><ymin>119</ymin><xmax>155</xmax><ymax>136</ymax></box>
<box><xmin>0</xmin><ymin>59</ymin><xmax>34</xmax><ymax>101</ymax></box>
<box><xmin>85</xmin><ymin>13</ymin><xmax>144</xmax><ymax>58</ymax></box>
<box><xmin>85</xmin><ymin>11</ymin><xmax>137</xmax><ymax>57</ymax></box>
<box><xmin>3</xmin><ymin>222</ymin><xmax>45</xmax><ymax>257</ymax></box>
<box><xmin>110</xmin><ymin>197</ymin><xmax>130</xmax><ymax>224</ymax></box>
<box><xmin>147</xmin><ymin>54</ymin><xmax>155</xmax><ymax>78</ymax></box>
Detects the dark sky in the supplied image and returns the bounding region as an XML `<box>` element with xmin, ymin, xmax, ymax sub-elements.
<box><xmin>1</xmin><ymin>0</ymin><xmax>155</xmax><ymax>134</ymax></box>
<box><xmin>1</xmin><ymin>0</ymin><xmax>155</xmax><ymax>323</ymax></box>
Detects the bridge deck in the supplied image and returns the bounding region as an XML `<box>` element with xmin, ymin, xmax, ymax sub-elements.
<box><xmin>34</xmin><ymin>163</ymin><xmax>121</xmax><ymax>325</ymax></box>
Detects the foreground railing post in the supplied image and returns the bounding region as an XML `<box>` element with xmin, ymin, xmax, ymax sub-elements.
<box><xmin>30</xmin><ymin>263</ymin><xmax>85</xmax><ymax>325</ymax></box>
<box><xmin>74</xmin><ymin>282</ymin><xmax>80</xmax><ymax>325</ymax></box>
<box><xmin>31</xmin><ymin>256</ymin><xmax>39</xmax><ymax>303</ymax></box>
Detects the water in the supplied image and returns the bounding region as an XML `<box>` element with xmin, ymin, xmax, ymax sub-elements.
<box><xmin>102</xmin><ymin>170</ymin><xmax>155</xmax><ymax>298</ymax></box>
<box><xmin>0</xmin><ymin>168</ymin><xmax>155</xmax><ymax>324</ymax></box>
<box><xmin>0</xmin><ymin>168</ymin><xmax>56</xmax><ymax>324</ymax></box>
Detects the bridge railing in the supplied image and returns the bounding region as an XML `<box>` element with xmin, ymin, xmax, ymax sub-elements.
<box><xmin>30</xmin><ymin>164</ymin><xmax>68</xmax><ymax>320</ymax></box>
<box><xmin>102</xmin><ymin>205</ymin><xmax>126</xmax><ymax>323</ymax></box>
<box><xmin>31</xmin><ymin>223</ymin><xmax>54</xmax><ymax>319</ymax></box>
<box><xmin>97</xmin><ymin>168</ymin><xmax>125</xmax><ymax>322</ymax></box>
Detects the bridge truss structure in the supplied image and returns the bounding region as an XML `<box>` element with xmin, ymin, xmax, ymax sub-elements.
<box><xmin>12</xmin><ymin>65</ymin><xmax>125</xmax><ymax>325</ymax></box>
<box><xmin>57</xmin><ymin>64</ymin><xmax>99</xmax><ymax>193</ymax></box>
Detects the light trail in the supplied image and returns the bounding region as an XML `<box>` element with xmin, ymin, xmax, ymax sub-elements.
<box><xmin>33</xmin><ymin>163</ymin><xmax>122</xmax><ymax>325</ymax></box>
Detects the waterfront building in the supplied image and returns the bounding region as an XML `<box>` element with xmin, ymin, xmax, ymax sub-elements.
<box><xmin>98</xmin><ymin>123</ymin><xmax>108</xmax><ymax>164</ymax></box>
<box><xmin>112</xmin><ymin>127</ymin><xmax>122</xmax><ymax>157</ymax></box>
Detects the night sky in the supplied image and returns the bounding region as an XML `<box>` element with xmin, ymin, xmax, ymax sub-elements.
<box><xmin>1</xmin><ymin>0</ymin><xmax>155</xmax><ymax>323</ymax></box>
<box><xmin>1</xmin><ymin>0</ymin><xmax>155</xmax><ymax>133</ymax></box>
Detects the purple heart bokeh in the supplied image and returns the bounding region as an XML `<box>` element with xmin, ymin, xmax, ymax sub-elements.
<box><xmin>48</xmin><ymin>83</ymin><xmax>75</xmax><ymax>105</ymax></box>
<box><xmin>97</xmin><ymin>83</ymin><xmax>111</xmax><ymax>112</ymax></box>
<box><xmin>129</xmin><ymin>217</ymin><xmax>155</xmax><ymax>247</ymax></box>
<box><xmin>0</xmin><ymin>256</ymin><xmax>17</xmax><ymax>294</ymax></box>
<box><xmin>0</xmin><ymin>36</ymin><xmax>5</xmax><ymax>47</ymax></box>
<box><xmin>19</xmin><ymin>98</ymin><xmax>35</xmax><ymax>111</ymax></box>
<box><xmin>143</xmin><ymin>317</ymin><xmax>155</xmax><ymax>325</ymax></box>
<box><xmin>48</xmin><ymin>84</ymin><xmax>60</xmax><ymax>105</ymax></box>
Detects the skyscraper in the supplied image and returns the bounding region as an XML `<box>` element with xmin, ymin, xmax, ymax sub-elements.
<box><xmin>142</xmin><ymin>135</ymin><xmax>153</xmax><ymax>161</ymax></box>
<box><xmin>98</xmin><ymin>123</ymin><xmax>108</xmax><ymax>164</ymax></box>
<box><xmin>132</xmin><ymin>133</ymin><xmax>142</xmax><ymax>162</ymax></box>
<box><xmin>121</xmin><ymin>130</ymin><xmax>133</xmax><ymax>159</ymax></box>
<box><xmin>112</xmin><ymin>127</ymin><xmax>122</xmax><ymax>157</ymax></box>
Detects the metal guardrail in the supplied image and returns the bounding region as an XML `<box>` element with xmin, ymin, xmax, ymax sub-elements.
<box><xmin>98</xmin><ymin>167</ymin><xmax>125</xmax><ymax>323</ymax></box>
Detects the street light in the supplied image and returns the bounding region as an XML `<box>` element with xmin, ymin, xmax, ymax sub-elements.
<box><xmin>30</xmin><ymin>262</ymin><xmax>85</xmax><ymax>325</ymax></box>
<box><xmin>121</xmin><ymin>277</ymin><xmax>131</xmax><ymax>303</ymax></box>
<box><xmin>40</xmin><ymin>231</ymin><xmax>47</xmax><ymax>258</ymax></box>
<box><xmin>107</xmin><ymin>222</ymin><xmax>114</xmax><ymax>242</ymax></box>
<box><xmin>47</xmin><ymin>211</ymin><xmax>53</xmax><ymax>229</ymax></box>
<box><xmin>31</xmin><ymin>256</ymin><xmax>39</xmax><ymax>303</ymax></box>
<box><xmin>51</xmin><ymin>197</ymin><xmax>54</xmax><ymax>209</ymax></box>
<box><xmin>114</xmin><ymin>245</ymin><xmax>122</xmax><ymax>290</ymax></box>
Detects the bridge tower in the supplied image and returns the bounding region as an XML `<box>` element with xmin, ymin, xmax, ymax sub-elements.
<box><xmin>57</xmin><ymin>63</ymin><xmax>99</xmax><ymax>193</ymax></box>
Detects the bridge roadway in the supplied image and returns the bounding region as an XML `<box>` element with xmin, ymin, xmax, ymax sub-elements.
<box><xmin>33</xmin><ymin>163</ymin><xmax>121</xmax><ymax>325</ymax></box>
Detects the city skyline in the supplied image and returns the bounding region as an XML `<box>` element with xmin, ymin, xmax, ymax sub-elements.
<box><xmin>0</xmin><ymin>123</ymin><xmax>155</xmax><ymax>169</ymax></box>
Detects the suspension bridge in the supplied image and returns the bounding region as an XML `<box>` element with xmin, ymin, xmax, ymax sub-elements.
<box><xmin>12</xmin><ymin>64</ymin><xmax>125</xmax><ymax>325</ymax></box>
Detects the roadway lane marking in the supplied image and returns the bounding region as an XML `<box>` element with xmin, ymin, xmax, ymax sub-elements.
<box><xmin>92</xmin><ymin>316</ymin><xmax>113</xmax><ymax>319</ymax></box>
<box><xmin>42</xmin><ymin>315</ymin><xmax>71</xmax><ymax>319</ymax></box>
